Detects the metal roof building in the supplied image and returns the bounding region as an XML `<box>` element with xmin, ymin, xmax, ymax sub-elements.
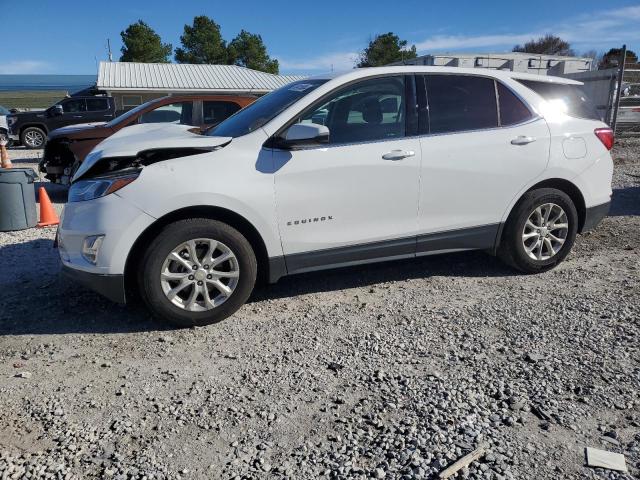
<box><xmin>96</xmin><ymin>61</ymin><xmax>304</xmax><ymax>112</ymax></box>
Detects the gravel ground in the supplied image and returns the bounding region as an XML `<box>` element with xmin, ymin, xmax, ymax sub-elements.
<box><xmin>0</xmin><ymin>141</ymin><xmax>639</xmax><ymax>480</ymax></box>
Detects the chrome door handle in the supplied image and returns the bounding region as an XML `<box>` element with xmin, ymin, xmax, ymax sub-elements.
<box><xmin>382</xmin><ymin>150</ymin><xmax>415</xmax><ymax>160</ymax></box>
<box><xmin>511</xmin><ymin>136</ymin><xmax>536</xmax><ymax>145</ymax></box>
<box><xmin>73</xmin><ymin>115</ymin><xmax>83</xmax><ymax>118</ymax></box>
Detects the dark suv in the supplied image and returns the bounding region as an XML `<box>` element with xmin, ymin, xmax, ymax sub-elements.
<box><xmin>41</xmin><ymin>94</ymin><xmax>255</xmax><ymax>184</ymax></box>
<box><xmin>7</xmin><ymin>96</ymin><xmax>116</xmax><ymax>149</ymax></box>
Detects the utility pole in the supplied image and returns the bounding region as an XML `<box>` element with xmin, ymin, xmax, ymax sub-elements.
<box><xmin>107</xmin><ymin>39</ymin><xmax>113</xmax><ymax>62</ymax></box>
<box><xmin>610</xmin><ymin>44</ymin><xmax>626</xmax><ymax>132</ymax></box>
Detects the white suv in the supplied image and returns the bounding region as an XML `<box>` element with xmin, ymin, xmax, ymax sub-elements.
<box><xmin>58</xmin><ymin>67</ymin><xmax>614</xmax><ymax>327</ymax></box>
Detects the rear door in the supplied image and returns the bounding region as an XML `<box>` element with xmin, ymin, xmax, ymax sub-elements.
<box><xmin>273</xmin><ymin>75</ymin><xmax>421</xmax><ymax>273</ymax></box>
<box><xmin>85</xmin><ymin>97</ymin><xmax>114</xmax><ymax>123</ymax></box>
<box><xmin>416</xmin><ymin>74</ymin><xmax>550</xmax><ymax>252</ymax></box>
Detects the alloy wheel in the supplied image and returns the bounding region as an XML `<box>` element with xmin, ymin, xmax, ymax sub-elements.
<box><xmin>522</xmin><ymin>203</ymin><xmax>569</xmax><ymax>261</ymax></box>
<box><xmin>24</xmin><ymin>130</ymin><xmax>44</xmax><ymax>148</ymax></box>
<box><xmin>160</xmin><ymin>238</ymin><xmax>240</xmax><ymax>312</ymax></box>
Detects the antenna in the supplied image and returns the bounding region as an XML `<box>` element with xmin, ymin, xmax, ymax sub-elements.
<box><xmin>107</xmin><ymin>38</ymin><xmax>113</xmax><ymax>62</ymax></box>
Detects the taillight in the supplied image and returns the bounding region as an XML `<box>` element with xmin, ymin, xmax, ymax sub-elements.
<box><xmin>632</xmin><ymin>107</ymin><xmax>640</xmax><ymax>112</ymax></box>
<box><xmin>594</xmin><ymin>127</ymin><xmax>614</xmax><ymax>151</ymax></box>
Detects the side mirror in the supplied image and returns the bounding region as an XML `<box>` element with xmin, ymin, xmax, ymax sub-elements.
<box><xmin>280</xmin><ymin>123</ymin><xmax>329</xmax><ymax>149</ymax></box>
<box><xmin>50</xmin><ymin>104</ymin><xmax>64</xmax><ymax>117</ymax></box>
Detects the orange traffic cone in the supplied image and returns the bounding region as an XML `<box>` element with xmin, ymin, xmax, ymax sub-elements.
<box><xmin>37</xmin><ymin>187</ymin><xmax>60</xmax><ymax>227</ymax></box>
<box><xmin>0</xmin><ymin>142</ymin><xmax>11</xmax><ymax>168</ymax></box>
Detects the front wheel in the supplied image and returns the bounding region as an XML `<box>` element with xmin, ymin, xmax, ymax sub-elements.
<box><xmin>138</xmin><ymin>219</ymin><xmax>257</xmax><ymax>327</ymax></box>
<box><xmin>21</xmin><ymin>126</ymin><xmax>47</xmax><ymax>149</ymax></box>
<box><xmin>499</xmin><ymin>188</ymin><xmax>578</xmax><ymax>273</ymax></box>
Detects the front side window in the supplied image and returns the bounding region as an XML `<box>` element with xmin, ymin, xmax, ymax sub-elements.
<box><xmin>139</xmin><ymin>102</ymin><xmax>193</xmax><ymax>125</ymax></box>
<box><xmin>497</xmin><ymin>82</ymin><xmax>533</xmax><ymax>126</ymax></box>
<box><xmin>62</xmin><ymin>99</ymin><xmax>86</xmax><ymax>113</ymax></box>
<box><xmin>203</xmin><ymin>101</ymin><xmax>241</xmax><ymax>125</ymax></box>
<box><xmin>516</xmin><ymin>80</ymin><xmax>601</xmax><ymax>121</ymax></box>
<box><xmin>425</xmin><ymin>75</ymin><xmax>498</xmax><ymax>134</ymax></box>
<box><xmin>86</xmin><ymin>98</ymin><xmax>110</xmax><ymax>112</ymax></box>
<box><xmin>208</xmin><ymin>79</ymin><xmax>328</xmax><ymax>138</ymax></box>
<box><xmin>293</xmin><ymin>76</ymin><xmax>406</xmax><ymax>144</ymax></box>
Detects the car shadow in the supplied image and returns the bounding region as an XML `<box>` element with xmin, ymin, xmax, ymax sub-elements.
<box><xmin>0</xmin><ymin>237</ymin><xmax>512</xmax><ymax>336</ymax></box>
<box><xmin>609</xmin><ymin>184</ymin><xmax>640</xmax><ymax>216</ymax></box>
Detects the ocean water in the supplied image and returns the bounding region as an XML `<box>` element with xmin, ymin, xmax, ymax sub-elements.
<box><xmin>0</xmin><ymin>74</ymin><xmax>95</xmax><ymax>92</ymax></box>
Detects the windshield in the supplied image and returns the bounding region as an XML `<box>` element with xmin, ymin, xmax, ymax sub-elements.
<box><xmin>208</xmin><ymin>79</ymin><xmax>328</xmax><ymax>138</ymax></box>
<box><xmin>0</xmin><ymin>105</ymin><xmax>9</xmax><ymax>115</ymax></box>
<box><xmin>106</xmin><ymin>98</ymin><xmax>165</xmax><ymax>128</ymax></box>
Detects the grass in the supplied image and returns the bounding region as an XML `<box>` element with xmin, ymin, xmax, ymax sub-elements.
<box><xmin>0</xmin><ymin>90</ymin><xmax>68</xmax><ymax>109</ymax></box>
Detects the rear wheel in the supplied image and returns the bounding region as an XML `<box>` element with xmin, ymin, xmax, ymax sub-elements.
<box><xmin>499</xmin><ymin>188</ymin><xmax>578</xmax><ymax>273</ymax></box>
<box><xmin>21</xmin><ymin>126</ymin><xmax>46</xmax><ymax>149</ymax></box>
<box><xmin>138</xmin><ymin>219</ymin><xmax>257</xmax><ymax>327</ymax></box>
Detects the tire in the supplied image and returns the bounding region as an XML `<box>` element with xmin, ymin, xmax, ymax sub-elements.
<box><xmin>20</xmin><ymin>126</ymin><xmax>47</xmax><ymax>149</ymax></box>
<box><xmin>138</xmin><ymin>218</ymin><xmax>257</xmax><ymax>327</ymax></box>
<box><xmin>498</xmin><ymin>188</ymin><xmax>578</xmax><ymax>273</ymax></box>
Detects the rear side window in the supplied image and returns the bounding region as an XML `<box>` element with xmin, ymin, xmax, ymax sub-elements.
<box><xmin>497</xmin><ymin>82</ymin><xmax>532</xmax><ymax>126</ymax></box>
<box><xmin>86</xmin><ymin>98</ymin><xmax>109</xmax><ymax>111</ymax></box>
<box><xmin>425</xmin><ymin>75</ymin><xmax>498</xmax><ymax>134</ymax></box>
<box><xmin>516</xmin><ymin>80</ymin><xmax>600</xmax><ymax>121</ymax></box>
<box><xmin>203</xmin><ymin>101</ymin><xmax>241</xmax><ymax>125</ymax></box>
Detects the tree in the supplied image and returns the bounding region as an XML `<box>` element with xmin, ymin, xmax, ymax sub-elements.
<box><xmin>357</xmin><ymin>33</ymin><xmax>417</xmax><ymax>67</ymax></box>
<box><xmin>512</xmin><ymin>35</ymin><xmax>574</xmax><ymax>56</ymax></box>
<box><xmin>598</xmin><ymin>48</ymin><xmax>638</xmax><ymax>69</ymax></box>
<box><xmin>120</xmin><ymin>21</ymin><xmax>172</xmax><ymax>63</ymax></box>
<box><xmin>227</xmin><ymin>30</ymin><xmax>279</xmax><ymax>73</ymax></box>
<box><xmin>175</xmin><ymin>16</ymin><xmax>228</xmax><ymax>64</ymax></box>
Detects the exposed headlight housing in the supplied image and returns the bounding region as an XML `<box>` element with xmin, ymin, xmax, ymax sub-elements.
<box><xmin>82</xmin><ymin>235</ymin><xmax>105</xmax><ymax>264</ymax></box>
<box><xmin>68</xmin><ymin>172</ymin><xmax>139</xmax><ymax>202</ymax></box>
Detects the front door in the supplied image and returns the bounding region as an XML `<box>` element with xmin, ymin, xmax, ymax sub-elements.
<box><xmin>273</xmin><ymin>75</ymin><xmax>421</xmax><ymax>274</ymax></box>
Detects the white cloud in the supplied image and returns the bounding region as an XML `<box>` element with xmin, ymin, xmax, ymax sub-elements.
<box><xmin>412</xmin><ymin>5</ymin><xmax>640</xmax><ymax>54</ymax></box>
<box><xmin>414</xmin><ymin>33</ymin><xmax>540</xmax><ymax>52</ymax></box>
<box><xmin>278</xmin><ymin>51</ymin><xmax>359</xmax><ymax>73</ymax></box>
<box><xmin>0</xmin><ymin>60</ymin><xmax>52</xmax><ymax>74</ymax></box>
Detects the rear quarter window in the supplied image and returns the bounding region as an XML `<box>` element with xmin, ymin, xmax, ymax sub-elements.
<box><xmin>516</xmin><ymin>80</ymin><xmax>601</xmax><ymax>121</ymax></box>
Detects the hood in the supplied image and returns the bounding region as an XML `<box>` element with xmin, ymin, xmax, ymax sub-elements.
<box><xmin>73</xmin><ymin>123</ymin><xmax>232</xmax><ymax>182</ymax></box>
<box><xmin>49</xmin><ymin>122</ymin><xmax>111</xmax><ymax>140</ymax></box>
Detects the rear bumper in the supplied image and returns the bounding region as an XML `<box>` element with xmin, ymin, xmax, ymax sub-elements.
<box><xmin>61</xmin><ymin>265</ymin><xmax>126</xmax><ymax>304</ymax></box>
<box><xmin>581</xmin><ymin>201</ymin><xmax>610</xmax><ymax>233</ymax></box>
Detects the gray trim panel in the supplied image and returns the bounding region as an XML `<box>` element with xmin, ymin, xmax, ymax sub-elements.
<box><xmin>278</xmin><ymin>223</ymin><xmax>502</xmax><ymax>278</ymax></box>
<box><xmin>285</xmin><ymin>237</ymin><xmax>416</xmax><ymax>274</ymax></box>
<box><xmin>416</xmin><ymin>223</ymin><xmax>500</xmax><ymax>254</ymax></box>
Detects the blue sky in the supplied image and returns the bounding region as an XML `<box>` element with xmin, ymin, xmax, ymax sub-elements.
<box><xmin>2</xmin><ymin>0</ymin><xmax>639</xmax><ymax>75</ymax></box>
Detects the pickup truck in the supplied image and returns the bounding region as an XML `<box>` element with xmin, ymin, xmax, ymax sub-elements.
<box><xmin>7</xmin><ymin>96</ymin><xmax>116</xmax><ymax>149</ymax></box>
